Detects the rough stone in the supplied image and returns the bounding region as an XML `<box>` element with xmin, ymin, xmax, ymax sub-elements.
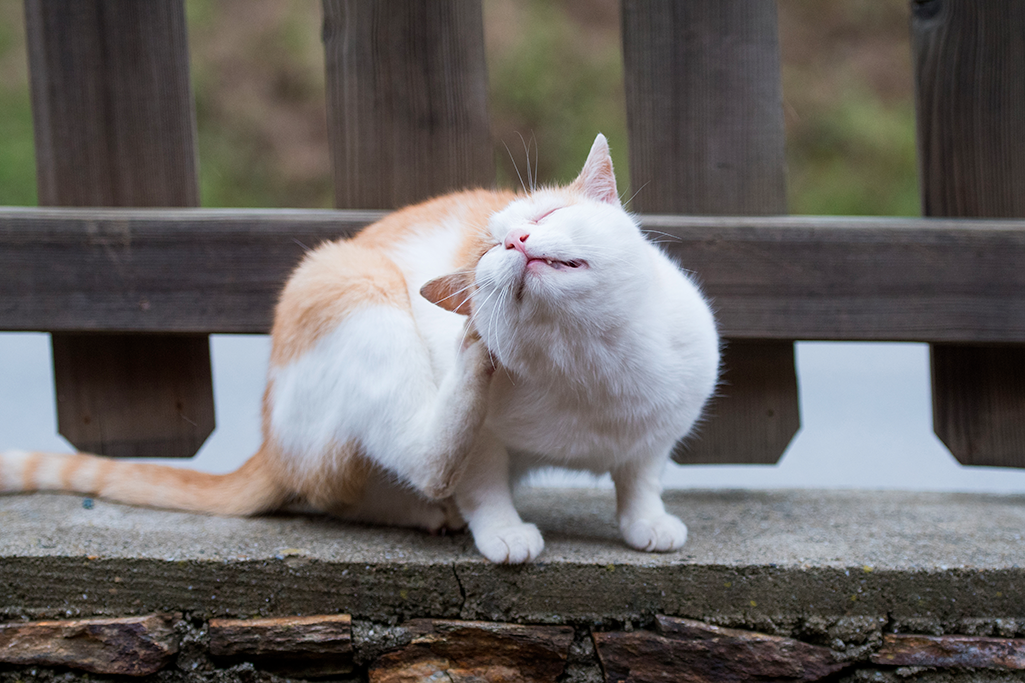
<box><xmin>0</xmin><ymin>614</ymin><xmax>177</xmax><ymax>675</ymax></box>
<box><xmin>872</xmin><ymin>634</ymin><xmax>1025</xmax><ymax>669</ymax></box>
<box><xmin>593</xmin><ymin>616</ymin><xmax>847</xmax><ymax>682</ymax></box>
<box><xmin>208</xmin><ymin>613</ymin><xmax>351</xmax><ymax>656</ymax></box>
<box><xmin>369</xmin><ymin>619</ymin><xmax>574</xmax><ymax>683</ymax></box>
<box><xmin>208</xmin><ymin>614</ymin><xmax>352</xmax><ymax>676</ymax></box>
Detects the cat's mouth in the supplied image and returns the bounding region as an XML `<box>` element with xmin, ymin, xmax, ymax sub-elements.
<box><xmin>526</xmin><ymin>256</ymin><xmax>587</xmax><ymax>271</ymax></box>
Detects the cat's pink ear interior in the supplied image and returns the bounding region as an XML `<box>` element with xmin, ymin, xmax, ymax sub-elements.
<box><xmin>421</xmin><ymin>273</ymin><xmax>473</xmax><ymax>315</ymax></box>
<box><xmin>569</xmin><ymin>133</ymin><xmax>620</xmax><ymax>205</ymax></box>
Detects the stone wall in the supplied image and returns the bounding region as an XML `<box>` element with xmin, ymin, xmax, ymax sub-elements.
<box><xmin>3</xmin><ymin>613</ymin><xmax>1025</xmax><ymax>682</ymax></box>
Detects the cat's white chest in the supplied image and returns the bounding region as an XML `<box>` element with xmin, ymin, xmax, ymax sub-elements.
<box><xmin>486</xmin><ymin>348</ymin><xmax>699</xmax><ymax>471</ymax></box>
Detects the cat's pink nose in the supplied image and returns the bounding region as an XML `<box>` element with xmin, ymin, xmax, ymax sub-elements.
<box><xmin>504</xmin><ymin>228</ymin><xmax>530</xmax><ymax>252</ymax></box>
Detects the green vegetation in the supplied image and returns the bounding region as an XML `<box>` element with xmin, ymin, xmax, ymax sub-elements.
<box><xmin>0</xmin><ymin>2</ymin><xmax>35</xmax><ymax>206</ymax></box>
<box><xmin>0</xmin><ymin>0</ymin><xmax>919</xmax><ymax>216</ymax></box>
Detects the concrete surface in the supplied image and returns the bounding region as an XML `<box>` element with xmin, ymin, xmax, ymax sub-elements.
<box><xmin>1</xmin><ymin>488</ymin><xmax>1023</xmax><ymax>629</ymax></box>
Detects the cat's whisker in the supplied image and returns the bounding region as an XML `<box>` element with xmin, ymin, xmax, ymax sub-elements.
<box><xmin>622</xmin><ymin>181</ymin><xmax>650</xmax><ymax>209</ymax></box>
<box><xmin>503</xmin><ymin>140</ymin><xmax>529</xmax><ymax>194</ymax></box>
<box><xmin>530</xmin><ymin>132</ymin><xmax>539</xmax><ymax>193</ymax></box>
<box><xmin>641</xmin><ymin>229</ymin><xmax>682</xmax><ymax>244</ymax></box>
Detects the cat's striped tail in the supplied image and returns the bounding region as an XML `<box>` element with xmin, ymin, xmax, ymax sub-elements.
<box><xmin>0</xmin><ymin>448</ymin><xmax>288</xmax><ymax>516</ymax></box>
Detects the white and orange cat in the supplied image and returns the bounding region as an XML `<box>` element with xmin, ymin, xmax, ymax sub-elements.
<box><xmin>0</xmin><ymin>135</ymin><xmax>719</xmax><ymax>564</ymax></box>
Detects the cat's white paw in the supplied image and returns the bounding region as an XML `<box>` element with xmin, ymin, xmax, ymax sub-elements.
<box><xmin>621</xmin><ymin>513</ymin><xmax>688</xmax><ymax>552</ymax></box>
<box><xmin>473</xmin><ymin>523</ymin><xmax>544</xmax><ymax>564</ymax></box>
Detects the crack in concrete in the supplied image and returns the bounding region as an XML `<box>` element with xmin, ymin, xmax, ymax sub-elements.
<box><xmin>452</xmin><ymin>562</ymin><xmax>467</xmax><ymax>617</ymax></box>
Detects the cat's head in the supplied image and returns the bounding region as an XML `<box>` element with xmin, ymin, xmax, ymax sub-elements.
<box><xmin>423</xmin><ymin>134</ymin><xmax>653</xmax><ymax>363</ymax></box>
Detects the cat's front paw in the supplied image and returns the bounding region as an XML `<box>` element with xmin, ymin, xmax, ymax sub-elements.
<box><xmin>620</xmin><ymin>513</ymin><xmax>688</xmax><ymax>552</ymax></box>
<box><xmin>473</xmin><ymin>522</ymin><xmax>544</xmax><ymax>564</ymax></box>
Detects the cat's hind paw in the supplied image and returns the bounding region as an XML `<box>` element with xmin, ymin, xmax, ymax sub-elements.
<box><xmin>474</xmin><ymin>522</ymin><xmax>544</xmax><ymax>564</ymax></box>
<box><xmin>621</xmin><ymin>513</ymin><xmax>688</xmax><ymax>552</ymax></box>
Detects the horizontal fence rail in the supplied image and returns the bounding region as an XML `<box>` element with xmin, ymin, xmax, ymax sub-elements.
<box><xmin>2</xmin><ymin>207</ymin><xmax>1024</xmax><ymax>343</ymax></box>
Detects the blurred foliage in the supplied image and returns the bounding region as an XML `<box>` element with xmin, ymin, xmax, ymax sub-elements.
<box><xmin>0</xmin><ymin>0</ymin><xmax>918</xmax><ymax>216</ymax></box>
<box><xmin>0</xmin><ymin>2</ymin><xmax>35</xmax><ymax>206</ymax></box>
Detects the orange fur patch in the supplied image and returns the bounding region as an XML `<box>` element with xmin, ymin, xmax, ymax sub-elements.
<box><xmin>270</xmin><ymin>189</ymin><xmax>515</xmax><ymax>367</ymax></box>
<box><xmin>270</xmin><ymin>243</ymin><xmax>410</xmax><ymax>366</ymax></box>
<box><xmin>20</xmin><ymin>452</ymin><xmax>40</xmax><ymax>490</ymax></box>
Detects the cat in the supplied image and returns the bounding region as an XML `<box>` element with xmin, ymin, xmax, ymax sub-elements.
<box><xmin>0</xmin><ymin>134</ymin><xmax>719</xmax><ymax>564</ymax></box>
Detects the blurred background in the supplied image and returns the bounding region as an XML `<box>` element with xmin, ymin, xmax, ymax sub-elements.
<box><xmin>2</xmin><ymin>0</ymin><xmax>1023</xmax><ymax>491</ymax></box>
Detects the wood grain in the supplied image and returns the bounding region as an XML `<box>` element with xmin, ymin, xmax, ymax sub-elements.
<box><xmin>913</xmin><ymin>0</ymin><xmax>1025</xmax><ymax>468</ymax></box>
<box><xmin>2</xmin><ymin>209</ymin><xmax>1025</xmax><ymax>342</ymax></box>
<box><xmin>622</xmin><ymin>0</ymin><xmax>797</xmax><ymax>465</ymax></box>
<box><xmin>621</xmin><ymin>0</ymin><xmax>786</xmax><ymax>215</ymax></box>
<box><xmin>676</xmin><ymin>340</ymin><xmax>800</xmax><ymax>465</ymax></box>
<box><xmin>51</xmin><ymin>334</ymin><xmax>214</xmax><ymax>458</ymax></box>
<box><xmin>322</xmin><ymin>0</ymin><xmax>493</xmax><ymax>209</ymax></box>
<box><xmin>24</xmin><ymin>0</ymin><xmax>212</xmax><ymax>458</ymax></box>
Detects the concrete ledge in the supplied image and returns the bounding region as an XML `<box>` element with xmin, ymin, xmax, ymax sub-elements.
<box><xmin>2</xmin><ymin>489</ymin><xmax>1025</xmax><ymax>681</ymax></box>
<box><xmin>2</xmin><ymin>488</ymin><xmax>1023</xmax><ymax>630</ymax></box>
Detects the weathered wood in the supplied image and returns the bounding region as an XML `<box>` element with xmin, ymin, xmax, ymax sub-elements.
<box><xmin>621</xmin><ymin>0</ymin><xmax>797</xmax><ymax>464</ymax></box>
<box><xmin>0</xmin><ymin>614</ymin><xmax>178</xmax><ymax>676</ymax></box>
<box><xmin>370</xmin><ymin>620</ymin><xmax>574</xmax><ymax>683</ymax></box>
<box><xmin>209</xmin><ymin>614</ymin><xmax>352</xmax><ymax>676</ymax></box>
<box><xmin>593</xmin><ymin>616</ymin><xmax>846</xmax><ymax>683</ymax></box>
<box><xmin>3</xmin><ymin>209</ymin><xmax>1025</xmax><ymax>342</ymax></box>
<box><xmin>676</xmin><ymin>340</ymin><xmax>799</xmax><ymax>464</ymax></box>
<box><xmin>621</xmin><ymin>1</ymin><xmax>786</xmax><ymax>215</ymax></box>
<box><xmin>322</xmin><ymin>0</ymin><xmax>493</xmax><ymax>210</ymax></box>
<box><xmin>24</xmin><ymin>0</ymin><xmax>212</xmax><ymax>457</ymax></box>
<box><xmin>52</xmin><ymin>334</ymin><xmax>214</xmax><ymax>458</ymax></box>
<box><xmin>912</xmin><ymin>0</ymin><xmax>1025</xmax><ymax>468</ymax></box>
<box><xmin>931</xmin><ymin>345</ymin><xmax>1025</xmax><ymax>468</ymax></box>
<box><xmin>872</xmin><ymin>633</ymin><xmax>1025</xmax><ymax>669</ymax></box>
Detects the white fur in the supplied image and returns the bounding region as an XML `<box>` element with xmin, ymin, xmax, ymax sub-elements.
<box><xmin>451</xmin><ymin>147</ymin><xmax>719</xmax><ymax>562</ymax></box>
<box><xmin>386</xmin><ymin>217</ymin><xmax>467</xmax><ymax>376</ymax></box>
<box><xmin>271</xmin><ymin>300</ymin><xmax>491</xmax><ymax>499</ymax></box>
<box><xmin>275</xmin><ymin>135</ymin><xmax>719</xmax><ymax>564</ymax></box>
<box><xmin>0</xmin><ymin>449</ymin><xmax>30</xmax><ymax>491</ymax></box>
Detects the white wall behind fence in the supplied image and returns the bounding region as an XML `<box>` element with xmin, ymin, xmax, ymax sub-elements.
<box><xmin>2</xmin><ymin>332</ymin><xmax>1025</xmax><ymax>493</ymax></box>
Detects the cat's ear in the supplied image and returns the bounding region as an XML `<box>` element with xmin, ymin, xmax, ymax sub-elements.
<box><xmin>421</xmin><ymin>273</ymin><xmax>473</xmax><ymax>315</ymax></box>
<box><xmin>569</xmin><ymin>133</ymin><xmax>620</xmax><ymax>205</ymax></box>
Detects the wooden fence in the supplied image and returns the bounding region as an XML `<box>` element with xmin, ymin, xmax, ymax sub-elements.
<box><xmin>2</xmin><ymin>0</ymin><xmax>1023</xmax><ymax>469</ymax></box>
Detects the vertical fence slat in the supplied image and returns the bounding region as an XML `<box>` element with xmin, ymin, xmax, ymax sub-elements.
<box><xmin>322</xmin><ymin>0</ymin><xmax>493</xmax><ymax>210</ymax></box>
<box><xmin>621</xmin><ymin>0</ymin><xmax>799</xmax><ymax>464</ymax></box>
<box><xmin>912</xmin><ymin>0</ymin><xmax>1025</xmax><ymax>467</ymax></box>
<box><xmin>25</xmin><ymin>0</ymin><xmax>214</xmax><ymax>457</ymax></box>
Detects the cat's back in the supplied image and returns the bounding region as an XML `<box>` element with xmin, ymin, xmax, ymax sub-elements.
<box><xmin>271</xmin><ymin>189</ymin><xmax>514</xmax><ymax>367</ymax></box>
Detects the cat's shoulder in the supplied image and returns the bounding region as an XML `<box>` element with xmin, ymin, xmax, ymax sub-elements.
<box><xmin>355</xmin><ymin>188</ymin><xmax>518</xmax><ymax>248</ymax></box>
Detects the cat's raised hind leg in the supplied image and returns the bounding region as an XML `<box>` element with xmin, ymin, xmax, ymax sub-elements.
<box><xmin>332</xmin><ymin>470</ymin><xmax>465</xmax><ymax>534</ymax></box>
<box><xmin>270</xmin><ymin>305</ymin><xmax>494</xmax><ymax>503</ymax></box>
<box><xmin>612</xmin><ymin>453</ymin><xmax>688</xmax><ymax>552</ymax></box>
